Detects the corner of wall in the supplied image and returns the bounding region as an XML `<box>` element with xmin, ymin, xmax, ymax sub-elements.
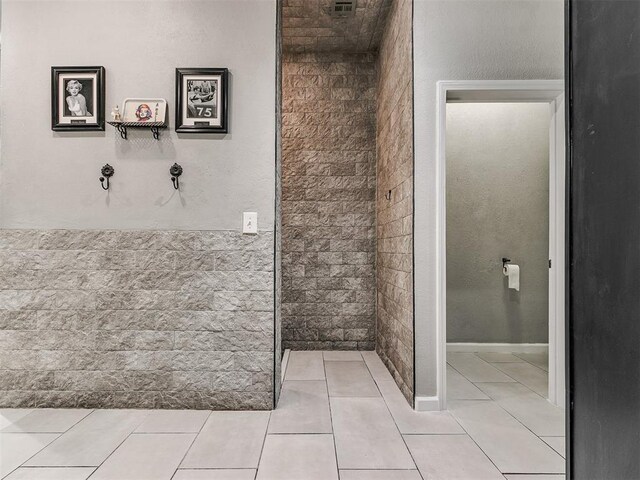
<box><xmin>375</xmin><ymin>0</ymin><xmax>415</xmax><ymax>405</ymax></box>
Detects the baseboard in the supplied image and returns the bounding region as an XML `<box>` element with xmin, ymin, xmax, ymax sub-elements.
<box><xmin>447</xmin><ymin>343</ymin><xmax>549</xmax><ymax>354</ymax></box>
<box><xmin>281</xmin><ymin>349</ymin><xmax>291</xmax><ymax>384</ymax></box>
<box><xmin>414</xmin><ymin>396</ymin><xmax>441</xmax><ymax>412</ymax></box>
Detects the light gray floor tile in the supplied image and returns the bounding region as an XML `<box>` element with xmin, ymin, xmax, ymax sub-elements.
<box><xmin>361</xmin><ymin>351</ymin><xmax>394</xmax><ymax>383</ymax></box>
<box><xmin>173</xmin><ymin>470</ymin><xmax>256</xmax><ymax>480</ymax></box>
<box><xmin>256</xmin><ymin>434</ymin><xmax>338</xmax><ymax>480</ymax></box>
<box><xmin>541</xmin><ymin>437</ymin><xmax>566</xmax><ymax>458</ymax></box>
<box><xmin>0</xmin><ymin>409</ymin><xmax>33</xmax><ymax>430</ymax></box>
<box><xmin>325</xmin><ymin>361</ymin><xmax>379</xmax><ymax>397</ymax></box>
<box><xmin>449</xmin><ymin>400</ymin><xmax>565</xmax><ymax>474</ymax></box>
<box><xmin>476</xmin><ymin>352</ymin><xmax>524</xmax><ymax>363</ymax></box>
<box><xmin>492</xmin><ymin>362</ymin><xmax>549</xmax><ymax>396</ymax></box>
<box><xmin>377</xmin><ymin>380</ymin><xmax>464</xmax><ymax>434</ymax></box>
<box><xmin>4</xmin><ymin>467</ymin><xmax>95</xmax><ymax>479</ymax></box>
<box><xmin>25</xmin><ymin>410</ymin><xmax>148</xmax><ymax>467</ymax></box>
<box><xmin>135</xmin><ymin>410</ymin><xmax>210</xmax><ymax>433</ymax></box>
<box><xmin>2</xmin><ymin>409</ymin><xmax>92</xmax><ymax>433</ymax></box>
<box><xmin>331</xmin><ymin>397</ymin><xmax>415</xmax><ymax>469</ymax></box>
<box><xmin>268</xmin><ymin>380</ymin><xmax>332</xmax><ymax>434</ymax></box>
<box><xmin>476</xmin><ymin>382</ymin><xmax>564</xmax><ymax>436</ymax></box>
<box><xmin>515</xmin><ymin>352</ymin><xmax>549</xmax><ymax>372</ymax></box>
<box><xmin>90</xmin><ymin>433</ymin><xmax>195</xmax><ymax>480</ymax></box>
<box><xmin>505</xmin><ymin>476</ymin><xmax>565</xmax><ymax>480</ymax></box>
<box><xmin>181</xmin><ymin>411</ymin><xmax>270</xmax><ymax>469</ymax></box>
<box><xmin>447</xmin><ymin>353</ymin><xmax>516</xmax><ymax>383</ymax></box>
<box><xmin>340</xmin><ymin>470</ymin><xmax>422</xmax><ymax>480</ymax></box>
<box><xmin>0</xmin><ymin>433</ymin><xmax>59</xmax><ymax>477</ymax></box>
<box><xmin>323</xmin><ymin>351</ymin><xmax>364</xmax><ymax>361</ymax></box>
<box><xmin>405</xmin><ymin>434</ymin><xmax>504</xmax><ymax>479</ymax></box>
<box><xmin>285</xmin><ymin>351</ymin><xmax>325</xmax><ymax>380</ymax></box>
<box><xmin>447</xmin><ymin>366</ymin><xmax>490</xmax><ymax>400</ymax></box>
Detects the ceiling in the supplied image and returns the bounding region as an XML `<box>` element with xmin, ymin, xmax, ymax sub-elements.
<box><xmin>282</xmin><ymin>0</ymin><xmax>392</xmax><ymax>53</ymax></box>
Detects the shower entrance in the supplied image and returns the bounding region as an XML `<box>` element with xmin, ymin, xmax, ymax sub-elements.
<box><xmin>435</xmin><ymin>80</ymin><xmax>566</xmax><ymax>409</ymax></box>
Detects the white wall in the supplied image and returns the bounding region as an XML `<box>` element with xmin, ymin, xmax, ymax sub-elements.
<box><xmin>413</xmin><ymin>0</ymin><xmax>564</xmax><ymax>397</ymax></box>
<box><xmin>0</xmin><ymin>0</ymin><xmax>276</xmax><ymax>231</ymax></box>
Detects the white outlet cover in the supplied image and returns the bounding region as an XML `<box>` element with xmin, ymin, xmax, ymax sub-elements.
<box><xmin>243</xmin><ymin>212</ymin><xmax>258</xmax><ymax>234</ymax></box>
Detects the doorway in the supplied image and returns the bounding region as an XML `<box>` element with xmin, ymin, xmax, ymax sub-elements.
<box><xmin>435</xmin><ymin>80</ymin><xmax>565</xmax><ymax>410</ymax></box>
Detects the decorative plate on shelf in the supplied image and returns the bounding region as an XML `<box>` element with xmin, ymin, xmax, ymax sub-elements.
<box><xmin>121</xmin><ymin>98</ymin><xmax>167</xmax><ymax>124</ymax></box>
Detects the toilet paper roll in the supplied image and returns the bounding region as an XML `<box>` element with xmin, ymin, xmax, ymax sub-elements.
<box><xmin>503</xmin><ymin>264</ymin><xmax>520</xmax><ymax>291</ymax></box>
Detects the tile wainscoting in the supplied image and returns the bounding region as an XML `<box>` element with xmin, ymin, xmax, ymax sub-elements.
<box><xmin>0</xmin><ymin>229</ymin><xmax>274</xmax><ymax>410</ymax></box>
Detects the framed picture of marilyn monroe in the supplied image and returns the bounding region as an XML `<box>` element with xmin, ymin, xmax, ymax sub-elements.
<box><xmin>175</xmin><ymin>68</ymin><xmax>229</xmax><ymax>133</ymax></box>
<box><xmin>51</xmin><ymin>66</ymin><xmax>105</xmax><ymax>131</ymax></box>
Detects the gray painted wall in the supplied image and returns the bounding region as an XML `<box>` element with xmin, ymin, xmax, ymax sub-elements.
<box><xmin>413</xmin><ymin>0</ymin><xmax>564</xmax><ymax>397</ymax></box>
<box><xmin>0</xmin><ymin>0</ymin><xmax>278</xmax><ymax>409</ymax></box>
<box><xmin>0</xmin><ymin>0</ymin><xmax>275</xmax><ymax>231</ymax></box>
<box><xmin>446</xmin><ymin>103</ymin><xmax>550</xmax><ymax>344</ymax></box>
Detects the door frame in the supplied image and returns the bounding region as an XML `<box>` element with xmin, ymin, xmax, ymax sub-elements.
<box><xmin>434</xmin><ymin>80</ymin><xmax>565</xmax><ymax>410</ymax></box>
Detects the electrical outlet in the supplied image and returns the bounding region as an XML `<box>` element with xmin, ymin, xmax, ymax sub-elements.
<box><xmin>243</xmin><ymin>212</ymin><xmax>258</xmax><ymax>234</ymax></box>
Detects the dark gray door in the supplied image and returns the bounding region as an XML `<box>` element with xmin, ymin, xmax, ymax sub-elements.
<box><xmin>568</xmin><ymin>1</ymin><xmax>640</xmax><ymax>478</ymax></box>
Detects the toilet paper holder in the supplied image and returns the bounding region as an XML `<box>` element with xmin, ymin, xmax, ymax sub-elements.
<box><xmin>502</xmin><ymin>257</ymin><xmax>511</xmax><ymax>268</ymax></box>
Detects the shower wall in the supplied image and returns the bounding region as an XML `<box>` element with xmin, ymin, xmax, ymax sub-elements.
<box><xmin>281</xmin><ymin>52</ymin><xmax>377</xmax><ymax>350</ymax></box>
<box><xmin>375</xmin><ymin>0</ymin><xmax>414</xmax><ymax>404</ymax></box>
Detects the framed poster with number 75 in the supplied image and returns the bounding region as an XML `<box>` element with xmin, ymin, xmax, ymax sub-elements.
<box><xmin>175</xmin><ymin>68</ymin><xmax>229</xmax><ymax>134</ymax></box>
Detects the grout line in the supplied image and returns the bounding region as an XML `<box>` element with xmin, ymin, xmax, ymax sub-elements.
<box><xmin>452</xmin><ymin>360</ymin><xmax>565</xmax><ymax>465</ymax></box>
<box><xmin>512</xmin><ymin>352</ymin><xmax>551</xmax><ymax>374</ymax></box>
<box><xmin>280</xmin><ymin>379</ymin><xmax>329</xmax><ymax>382</ymax></box>
<box><xmin>265</xmin><ymin>432</ymin><xmax>333</xmax><ymax>435</ymax></box>
<box><xmin>486</xmin><ymin>397</ymin><xmax>566</xmax><ymax>454</ymax></box>
<box><xmin>254</xmin><ymin>410</ymin><xmax>274</xmax><ymax>480</ymax></box>
<box><xmin>446</xmin><ymin>361</ymin><xmax>495</xmax><ymax>400</ymax></box>
<box><xmin>482</xmin><ymin>363</ymin><xmax>550</xmax><ymax>399</ymax></box>
<box><xmin>1</xmin><ymin>433</ymin><xmax>63</xmax><ymax>479</ymax></box>
<box><xmin>444</xmin><ymin>406</ymin><xmax>506</xmax><ymax>475</ymax></box>
<box><xmin>450</xmin><ymin>354</ymin><xmax>521</xmax><ymax>383</ymax></box>
<box><xmin>172</xmin><ymin>410</ymin><xmax>214</xmax><ymax>479</ymax></box>
<box><xmin>322</xmin><ymin>355</ymin><xmax>341</xmax><ymax>480</ymax></box>
<box><xmin>169</xmin><ymin>467</ymin><xmax>257</xmax><ymax>470</ymax></box>
<box><xmin>447</xmin><ymin>356</ymin><xmax>538</xmax><ymax>475</ymax></box>
<box><xmin>361</xmin><ymin>351</ymin><xmax>425</xmax><ymax>480</ymax></box>
<box><xmin>1</xmin><ymin>409</ymin><xmax>96</xmax><ymax>436</ymax></box>
<box><xmin>4</xmin><ymin>409</ymin><xmax>99</xmax><ymax>478</ymax></box>
<box><xmin>85</xmin><ymin>410</ymin><xmax>153</xmax><ymax>479</ymax></box>
<box><xmin>401</xmin><ymin>432</ymin><xmax>467</xmax><ymax>435</ymax></box>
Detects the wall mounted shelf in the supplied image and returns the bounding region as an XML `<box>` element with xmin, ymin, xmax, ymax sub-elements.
<box><xmin>107</xmin><ymin>121</ymin><xmax>167</xmax><ymax>140</ymax></box>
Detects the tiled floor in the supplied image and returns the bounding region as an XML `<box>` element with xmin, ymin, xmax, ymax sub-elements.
<box><xmin>0</xmin><ymin>350</ymin><xmax>565</xmax><ymax>479</ymax></box>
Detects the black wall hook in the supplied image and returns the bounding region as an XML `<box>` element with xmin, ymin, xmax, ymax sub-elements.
<box><xmin>170</xmin><ymin>163</ymin><xmax>183</xmax><ymax>190</ymax></box>
<box><xmin>99</xmin><ymin>164</ymin><xmax>114</xmax><ymax>190</ymax></box>
<box><xmin>385</xmin><ymin>190</ymin><xmax>392</xmax><ymax>201</ymax></box>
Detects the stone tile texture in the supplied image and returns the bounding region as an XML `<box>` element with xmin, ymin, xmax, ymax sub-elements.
<box><xmin>0</xmin><ymin>229</ymin><xmax>274</xmax><ymax>410</ymax></box>
<box><xmin>282</xmin><ymin>52</ymin><xmax>377</xmax><ymax>351</ymax></box>
<box><xmin>375</xmin><ymin>0</ymin><xmax>414</xmax><ymax>405</ymax></box>
<box><xmin>282</xmin><ymin>0</ymin><xmax>392</xmax><ymax>53</ymax></box>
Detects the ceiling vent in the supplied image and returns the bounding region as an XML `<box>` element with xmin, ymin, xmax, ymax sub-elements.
<box><xmin>330</xmin><ymin>0</ymin><xmax>356</xmax><ymax>17</ymax></box>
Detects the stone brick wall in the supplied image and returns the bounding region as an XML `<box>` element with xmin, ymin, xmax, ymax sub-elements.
<box><xmin>0</xmin><ymin>229</ymin><xmax>274</xmax><ymax>409</ymax></box>
<box><xmin>375</xmin><ymin>0</ymin><xmax>414</xmax><ymax>404</ymax></box>
<box><xmin>281</xmin><ymin>52</ymin><xmax>377</xmax><ymax>350</ymax></box>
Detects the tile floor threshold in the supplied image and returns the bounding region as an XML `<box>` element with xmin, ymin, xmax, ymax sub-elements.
<box><xmin>0</xmin><ymin>350</ymin><xmax>565</xmax><ymax>479</ymax></box>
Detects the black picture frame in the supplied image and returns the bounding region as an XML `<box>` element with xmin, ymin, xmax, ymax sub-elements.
<box><xmin>51</xmin><ymin>66</ymin><xmax>105</xmax><ymax>132</ymax></box>
<box><xmin>175</xmin><ymin>68</ymin><xmax>229</xmax><ymax>134</ymax></box>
